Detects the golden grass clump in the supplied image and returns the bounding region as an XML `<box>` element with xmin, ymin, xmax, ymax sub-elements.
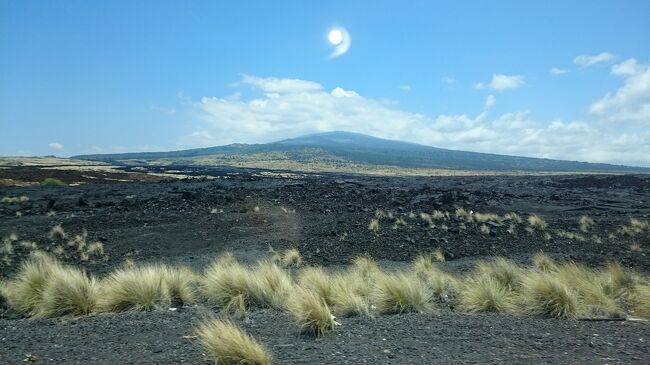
<box><xmin>280</xmin><ymin>248</ymin><xmax>302</xmax><ymax>268</ymax></box>
<box><xmin>351</xmin><ymin>255</ymin><xmax>380</xmax><ymax>280</ymax></box>
<box><xmin>521</xmin><ymin>272</ymin><xmax>579</xmax><ymax>318</ymax></box>
<box><xmin>579</xmin><ymin>215</ymin><xmax>594</xmax><ymax>232</ymax></box>
<box><xmin>532</xmin><ymin>252</ymin><xmax>558</xmax><ymax>273</ymax></box>
<box><xmin>474</xmin><ymin>257</ymin><xmax>523</xmax><ymax>290</ymax></box>
<box><xmin>161</xmin><ymin>266</ymin><xmax>196</xmax><ymax>306</ymax></box>
<box><xmin>474</xmin><ymin>212</ymin><xmax>501</xmax><ymax>223</ymax></box>
<box><xmin>37</xmin><ymin>265</ymin><xmax>98</xmax><ymax>318</ymax></box>
<box><xmin>249</xmin><ymin>261</ymin><xmax>293</xmax><ymax>309</ymax></box>
<box><xmin>601</xmin><ymin>262</ymin><xmax>637</xmax><ymax>300</ymax></box>
<box><xmin>297</xmin><ymin>266</ymin><xmax>334</xmax><ymax>305</ymax></box>
<box><xmin>368</xmin><ymin>218</ymin><xmax>380</xmax><ymax>233</ymax></box>
<box><xmin>48</xmin><ymin>224</ymin><xmax>67</xmax><ymax>240</ymax></box>
<box><xmin>479</xmin><ymin>224</ymin><xmax>490</xmax><ymax>235</ymax></box>
<box><xmin>1</xmin><ymin>195</ymin><xmax>29</xmax><ymax>204</ymax></box>
<box><xmin>430</xmin><ymin>210</ymin><xmax>449</xmax><ymax>220</ymax></box>
<box><xmin>554</xmin><ymin>263</ymin><xmax>621</xmax><ymax>317</ymax></box>
<box><xmin>329</xmin><ymin>273</ymin><xmax>370</xmax><ymax>317</ymax></box>
<box><xmin>287</xmin><ymin>288</ymin><xmax>338</xmax><ymax>335</ymax></box>
<box><xmin>504</xmin><ymin>212</ymin><xmax>523</xmax><ymax>223</ymax></box>
<box><xmin>196</xmin><ymin>318</ymin><xmax>271</xmax><ymax>365</ymax></box>
<box><xmin>555</xmin><ymin>230</ymin><xmax>586</xmax><ymax>242</ymax></box>
<box><xmin>371</xmin><ymin>272</ymin><xmax>433</xmax><ymax>314</ymax></box>
<box><xmin>458</xmin><ymin>275</ymin><xmax>516</xmax><ymax>313</ymax></box>
<box><xmin>2</xmin><ymin>252</ymin><xmax>61</xmax><ymax>315</ymax></box>
<box><xmin>202</xmin><ymin>260</ymin><xmax>253</xmax><ymax>313</ymax></box>
<box><xmin>527</xmin><ymin>214</ymin><xmax>547</xmax><ymax>231</ymax></box>
<box><xmin>631</xmin><ymin>284</ymin><xmax>650</xmax><ymax>318</ymax></box>
<box><xmin>99</xmin><ymin>264</ymin><xmax>172</xmax><ymax>312</ymax></box>
<box><xmin>620</xmin><ymin>218</ymin><xmax>650</xmax><ymax>236</ymax></box>
<box><xmin>454</xmin><ymin>208</ymin><xmax>473</xmax><ymax>222</ymax></box>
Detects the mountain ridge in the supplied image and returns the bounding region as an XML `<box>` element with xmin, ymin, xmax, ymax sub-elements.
<box><xmin>73</xmin><ymin>131</ymin><xmax>649</xmax><ymax>173</ymax></box>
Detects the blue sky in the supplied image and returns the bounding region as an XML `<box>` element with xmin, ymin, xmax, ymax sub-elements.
<box><xmin>1</xmin><ymin>0</ymin><xmax>649</xmax><ymax>166</ymax></box>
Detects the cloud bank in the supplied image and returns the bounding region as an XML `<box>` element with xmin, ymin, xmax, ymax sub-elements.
<box><xmin>182</xmin><ymin>73</ymin><xmax>650</xmax><ymax>167</ymax></box>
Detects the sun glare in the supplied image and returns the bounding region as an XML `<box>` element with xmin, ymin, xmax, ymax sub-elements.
<box><xmin>328</xmin><ymin>29</ymin><xmax>343</xmax><ymax>45</ymax></box>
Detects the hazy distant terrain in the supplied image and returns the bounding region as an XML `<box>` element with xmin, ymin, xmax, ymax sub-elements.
<box><xmin>74</xmin><ymin>132</ymin><xmax>649</xmax><ymax>173</ymax></box>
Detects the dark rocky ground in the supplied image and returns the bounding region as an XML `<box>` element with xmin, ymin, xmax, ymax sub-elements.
<box><xmin>1</xmin><ymin>166</ymin><xmax>649</xmax><ymax>364</ymax></box>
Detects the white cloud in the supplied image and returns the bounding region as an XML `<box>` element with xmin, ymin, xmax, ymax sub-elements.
<box><xmin>611</xmin><ymin>58</ymin><xmax>642</xmax><ymax>76</ymax></box>
<box><xmin>550</xmin><ymin>67</ymin><xmax>569</xmax><ymax>76</ymax></box>
<box><xmin>181</xmin><ymin>74</ymin><xmax>650</xmax><ymax>166</ymax></box>
<box><xmin>48</xmin><ymin>142</ymin><xmax>63</xmax><ymax>150</ymax></box>
<box><xmin>474</xmin><ymin>74</ymin><xmax>525</xmax><ymax>91</ymax></box>
<box><xmin>399</xmin><ymin>85</ymin><xmax>411</xmax><ymax>91</ymax></box>
<box><xmin>485</xmin><ymin>94</ymin><xmax>496</xmax><ymax>109</ymax></box>
<box><xmin>573</xmin><ymin>52</ymin><xmax>615</xmax><ymax>67</ymax></box>
<box><xmin>241</xmin><ymin>75</ymin><xmax>322</xmax><ymax>93</ymax></box>
<box><xmin>590</xmin><ymin>59</ymin><xmax>650</xmax><ymax>123</ymax></box>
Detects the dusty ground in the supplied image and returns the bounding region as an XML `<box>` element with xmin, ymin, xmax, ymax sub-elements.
<box><xmin>1</xmin><ymin>165</ymin><xmax>649</xmax><ymax>364</ymax></box>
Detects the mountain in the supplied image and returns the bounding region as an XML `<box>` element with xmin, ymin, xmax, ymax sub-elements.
<box><xmin>73</xmin><ymin>131</ymin><xmax>649</xmax><ymax>173</ymax></box>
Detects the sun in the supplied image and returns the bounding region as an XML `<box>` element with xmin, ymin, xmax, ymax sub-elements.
<box><xmin>328</xmin><ymin>29</ymin><xmax>343</xmax><ymax>45</ymax></box>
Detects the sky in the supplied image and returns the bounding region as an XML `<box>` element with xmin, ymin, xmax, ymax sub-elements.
<box><xmin>1</xmin><ymin>0</ymin><xmax>649</xmax><ymax>166</ymax></box>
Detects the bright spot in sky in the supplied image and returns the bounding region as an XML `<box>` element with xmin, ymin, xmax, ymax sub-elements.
<box><xmin>328</xmin><ymin>29</ymin><xmax>343</xmax><ymax>45</ymax></box>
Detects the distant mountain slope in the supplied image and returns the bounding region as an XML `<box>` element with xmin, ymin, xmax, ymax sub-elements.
<box><xmin>74</xmin><ymin>131</ymin><xmax>649</xmax><ymax>173</ymax></box>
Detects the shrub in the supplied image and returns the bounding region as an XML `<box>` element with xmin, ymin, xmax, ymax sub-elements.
<box><xmin>458</xmin><ymin>275</ymin><xmax>516</xmax><ymax>313</ymax></box>
<box><xmin>196</xmin><ymin>318</ymin><xmax>271</xmax><ymax>365</ymax></box>
<box><xmin>37</xmin><ymin>266</ymin><xmax>98</xmax><ymax>317</ymax></box>
<box><xmin>371</xmin><ymin>272</ymin><xmax>433</xmax><ymax>314</ymax></box>
<box><xmin>281</xmin><ymin>248</ymin><xmax>302</xmax><ymax>268</ymax></box>
<box><xmin>521</xmin><ymin>272</ymin><xmax>579</xmax><ymax>318</ymax></box>
<box><xmin>287</xmin><ymin>288</ymin><xmax>338</xmax><ymax>336</ymax></box>
<box><xmin>2</xmin><ymin>252</ymin><xmax>61</xmax><ymax>316</ymax></box>
<box><xmin>42</xmin><ymin>178</ymin><xmax>66</xmax><ymax>187</ymax></box>
<box><xmin>99</xmin><ymin>265</ymin><xmax>171</xmax><ymax>312</ymax></box>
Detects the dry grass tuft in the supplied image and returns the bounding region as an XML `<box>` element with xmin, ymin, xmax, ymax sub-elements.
<box><xmin>430</xmin><ymin>210</ymin><xmax>449</xmax><ymax>220</ymax></box>
<box><xmin>37</xmin><ymin>265</ymin><xmax>98</xmax><ymax>317</ymax></box>
<box><xmin>196</xmin><ymin>318</ymin><xmax>271</xmax><ymax>365</ymax></box>
<box><xmin>527</xmin><ymin>214</ymin><xmax>547</xmax><ymax>231</ymax></box>
<box><xmin>2</xmin><ymin>252</ymin><xmax>61</xmax><ymax>315</ymax></box>
<box><xmin>479</xmin><ymin>224</ymin><xmax>490</xmax><ymax>235</ymax></box>
<box><xmin>474</xmin><ymin>212</ymin><xmax>501</xmax><ymax>223</ymax></box>
<box><xmin>630</xmin><ymin>243</ymin><xmax>642</xmax><ymax>252</ymax></box>
<box><xmin>351</xmin><ymin>255</ymin><xmax>380</xmax><ymax>279</ymax></box>
<box><xmin>631</xmin><ymin>284</ymin><xmax>650</xmax><ymax>318</ymax></box>
<box><xmin>48</xmin><ymin>224</ymin><xmax>67</xmax><ymax>240</ymax></box>
<box><xmin>99</xmin><ymin>265</ymin><xmax>172</xmax><ymax>312</ymax></box>
<box><xmin>287</xmin><ymin>288</ymin><xmax>338</xmax><ymax>336</ymax></box>
<box><xmin>475</xmin><ymin>257</ymin><xmax>523</xmax><ymax>290</ymax></box>
<box><xmin>202</xmin><ymin>260</ymin><xmax>253</xmax><ymax>313</ymax></box>
<box><xmin>372</xmin><ymin>272</ymin><xmax>433</xmax><ymax>314</ymax></box>
<box><xmin>454</xmin><ymin>208</ymin><xmax>473</xmax><ymax>222</ymax></box>
<box><xmin>280</xmin><ymin>248</ymin><xmax>302</xmax><ymax>268</ymax></box>
<box><xmin>329</xmin><ymin>273</ymin><xmax>370</xmax><ymax>317</ymax></box>
<box><xmin>459</xmin><ymin>275</ymin><xmax>516</xmax><ymax>313</ymax></box>
<box><xmin>368</xmin><ymin>218</ymin><xmax>380</xmax><ymax>233</ymax></box>
<box><xmin>532</xmin><ymin>252</ymin><xmax>558</xmax><ymax>273</ymax></box>
<box><xmin>521</xmin><ymin>272</ymin><xmax>579</xmax><ymax>318</ymax></box>
<box><xmin>579</xmin><ymin>215</ymin><xmax>594</xmax><ymax>232</ymax></box>
<box><xmin>1</xmin><ymin>195</ymin><xmax>30</xmax><ymax>204</ymax></box>
<box><xmin>249</xmin><ymin>261</ymin><xmax>293</xmax><ymax>309</ymax></box>
<box><xmin>298</xmin><ymin>266</ymin><xmax>334</xmax><ymax>305</ymax></box>
<box><xmin>620</xmin><ymin>218</ymin><xmax>650</xmax><ymax>236</ymax></box>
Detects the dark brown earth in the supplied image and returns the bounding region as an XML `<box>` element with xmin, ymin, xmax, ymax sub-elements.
<box><xmin>1</xmin><ymin>166</ymin><xmax>649</xmax><ymax>364</ymax></box>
